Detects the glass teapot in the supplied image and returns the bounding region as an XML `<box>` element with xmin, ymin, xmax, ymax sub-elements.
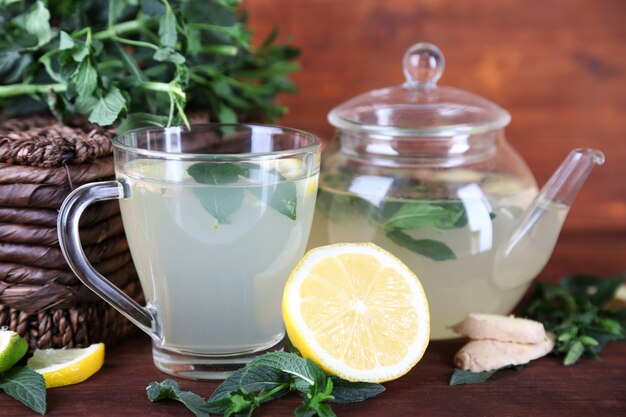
<box><xmin>308</xmin><ymin>42</ymin><xmax>604</xmax><ymax>339</ymax></box>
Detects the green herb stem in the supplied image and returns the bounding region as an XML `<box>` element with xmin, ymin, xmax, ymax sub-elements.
<box><xmin>200</xmin><ymin>45</ymin><xmax>238</xmax><ymax>56</ymax></box>
<box><xmin>188</xmin><ymin>22</ymin><xmax>236</xmax><ymax>33</ymax></box>
<box><xmin>97</xmin><ymin>60</ymin><xmax>125</xmax><ymax>70</ymax></box>
<box><xmin>112</xmin><ymin>36</ymin><xmax>159</xmax><ymax>51</ymax></box>
<box><xmin>175</xmin><ymin>98</ymin><xmax>190</xmax><ymax>129</ymax></box>
<box><xmin>190</xmin><ymin>69</ymin><xmax>254</xmax><ymax>96</ymax></box>
<box><xmin>0</xmin><ymin>83</ymin><xmax>66</xmax><ymax>97</ymax></box>
<box><xmin>93</xmin><ymin>20</ymin><xmax>148</xmax><ymax>41</ymax></box>
<box><xmin>138</xmin><ymin>81</ymin><xmax>185</xmax><ymax>98</ymax></box>
<box><xmin>257</xmin><ymin>383</ymin><xmax>290</xmax><ymax>402</ymax></box>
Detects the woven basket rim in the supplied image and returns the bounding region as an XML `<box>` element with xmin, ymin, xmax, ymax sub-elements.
<box><xmin>0</xmin><ymin>114</ymin><xmax>114</xmax><ymax>168</ymax></box>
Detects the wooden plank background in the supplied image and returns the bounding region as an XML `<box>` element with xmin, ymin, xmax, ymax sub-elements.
<box><xmin>245</xmin><ymin>0</ymin><xmax>626</xmax><ymax>233</ymax></box>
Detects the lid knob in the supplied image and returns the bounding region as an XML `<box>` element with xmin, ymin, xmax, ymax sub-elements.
<box><xmin>402</xmin><ymin>42</ymin><xmax>445</xmax><ymax>89</ymax></box>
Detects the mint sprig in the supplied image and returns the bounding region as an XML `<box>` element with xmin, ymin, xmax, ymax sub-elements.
<box><xmin>522</xmin><ymin>273</ymin><xmax>626</xmax><ymax>365</ymax></box>
<box><xmin>0</xmin><ymin>367</ymin><xmax>47</xmax><ymax>415</ymax></box>
<box><xmin>147</xmin><ymin>379</ymin><xmax>208</xmax><ymax>417</ymax></box>
<box><xmin>147</xmin><ymin>352</ymin><xmax>385</xmax><ymax>417</ymax></box>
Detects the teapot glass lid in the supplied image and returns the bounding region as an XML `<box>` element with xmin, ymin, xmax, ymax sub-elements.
<box><xmin>327</xmin><ymin>43</ymin><xmax>511</xmax><ymax>137</ymax></box>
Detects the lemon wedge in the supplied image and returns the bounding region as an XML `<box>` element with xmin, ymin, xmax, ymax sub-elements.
<box><xmin>0</xmin><ymin>329</ymin><xmax>28</xmax><ymax>372</ymax></box>
<box><xmin>26</xmin><ymin>343</ymin><xmax>105</xmax><ymax>388</ymax></box>
<box><xmin>282</xmin><ymin>243</ymin><xmax>430</xmax><ymax>383</ymax></box>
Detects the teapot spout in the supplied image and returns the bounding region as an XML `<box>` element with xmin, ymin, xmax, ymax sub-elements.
<box><xmin>537</xmin><ymin>148</ymin><xmax>605</xmax><ymax>208</ymax></box>
<box><xmin>494</xmin><ymin>148</ymin><xmax>604</xmax><ymax>289</ymax></box>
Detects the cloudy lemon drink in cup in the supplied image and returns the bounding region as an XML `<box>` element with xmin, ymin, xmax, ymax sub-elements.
<box><xmin>121</xmin><ymin>158</ymin><xmax>318</xmax><ymax>354</ymax></box>
<box><xmin>57</xmin><ymin>124</ymin><xmax>320</xmax><ymax>379</ymax></box>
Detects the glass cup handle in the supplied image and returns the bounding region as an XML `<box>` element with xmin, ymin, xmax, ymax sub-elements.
<box><xmin>57</xmin><ymin>181</ymin><xmax>158</xmax><ymax>339</ymax></box>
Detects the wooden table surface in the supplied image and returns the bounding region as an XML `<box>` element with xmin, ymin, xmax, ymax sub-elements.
<box><xmin>2</xmin><ymin>232</ymin><xmax>625</xmax><ymax>416</ymax></box>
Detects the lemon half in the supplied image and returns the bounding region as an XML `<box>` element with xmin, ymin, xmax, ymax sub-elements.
<box><xmin>282</xmin><ymin>243</ymin><xmax>430</xmax><ymax>383</ymax></box>
<box><xmin>26</xmin><ymin>343</ymin><xmax>105</xmax><ymax>388</ymax></box>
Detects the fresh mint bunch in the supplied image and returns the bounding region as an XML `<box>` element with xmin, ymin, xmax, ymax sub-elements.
<box><xmin>522</xmin><ymin>273</ymin><xmax>626</xmax><ymax>365</ymax></box>
<box><xmin>147</xmin><ymin>352</ymin><xmax>385</xmax><ymax>417</ymax></box>
<box><xmin>0</xmin><ymin>0</ymin><xmax>299</xmax><ymax>129</ymax></box>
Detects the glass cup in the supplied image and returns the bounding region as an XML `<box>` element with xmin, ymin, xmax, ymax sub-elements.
<box><xmin>57</xmin><ymin>124</ymin><xmax>321</xmax><ymax>379</ymax></box>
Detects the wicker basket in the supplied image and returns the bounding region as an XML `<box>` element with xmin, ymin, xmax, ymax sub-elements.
<box><xmin>0</xmin><ymin>115</ymin><xmax>143</xmax><ymax>351</ymax></box>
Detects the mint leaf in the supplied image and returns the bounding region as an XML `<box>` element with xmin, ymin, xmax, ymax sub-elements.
<box><xmin>207</xmin><ymin>367</ymin><xmax>246</xmax><ymax>402</ymax></box>
<box><xmin>204</xmin><ymin>366</ymin><xmax>289</xmax><ymax>415</ymax></box>
<box><xmin>0</xmin><ymin>367</ymin><xmax>46</xmax><ymax>415</ymax></box>
<box><xmin>215</xmin><ymin>0</ymin><xmax>244</xmax><ymax>10</ymax></box>
<box><xmin>140</xmin><ymin>0</ymin><xmax>166</xmax><ymax>17</ymax></box>
<box><xmin>245</xmin><ymin>352</ymin><xmax>315</xmax><ymax>387</ymax></box>
<box><xmin>146</xmin><ymin>379</ymin><xmax>209</xmax><ymax>417</ymax></box>
<box><xmin>433</xmin><ymin>201</ymin><xmax>468</xmax><ymax>229</ymax></box>
<box><xmin>71</xmin><ymin>43</ymin><xmax>90</xmax><ymax>62</ymax></box>
<box><xmin>218</xmin><ymin>103</ymin><xmax>238</xmax><ymax>124</ymax></box>
<box><xmin>75</xmin><ymin>94</ymin><xmax>98</xmax><ymax>113</ymax></box>
<box><xmin>208</xmin><ymin>365</ymin><xmax>289</xmax><ymax>402</ymax></box>
<box><xmin>239</xmin><ymin>366</ymin><xmax>290</xmax><ymax>397</ymax></box>
<box><xmin>249</xmin><ymin>177</ymin><xmax>297</xmax><ymax>221</ymax></box>
<box><xmin>187</xmin><ymin>162</ymin><xmax>246</xmax><ymax>224</ymax></box>
<box><xmin>244</xmin><ymin>163</ymin><xmax>298</xmax><ymax>221</ymax></box>
<box><xmin>0</xmin><ymin>50</ymin><xmax>20</xmax><ymax>76</ymax></box>
<box><xmin>89</xmin><ymin>88</ymin><xmax>127</xmax><ymax>125</ymax></box>
<box><xmin>295</xmin><ymin>401</ymin><xmax>335</xmax><ymax>417</ymax></box>
<box><xmin>449</xmin><ymin>365</ymin><xmax>526</xmax><ymax>385</ymax></box>
<box><xmin>72</xmin><ymin>58</ymin><xmax>98</xmax><ymax>98</ymax></box>
<box><xmin>328</xmin><ymin>377</ymin><xmax>385</xmax><ymax>403</ymax></box>
<box><xmin>563</xmin><ymin>340</ymin><xmax>585</xmax><ymax>366</ymax></box>
<box><xmin>153</xmin><ymin>47</ymin><xmax>186</xmax><ymax>64</ymax></box>
<box><xmin>159</xmin><ymin>7</ymin><xmax>178</xmax><ymax>48</ymax></box>
<box><xmin>14</xmin><ymin>1</ymin><xmax>52</xmax><ymax>47</ymax></box>
<box><xmin>188</xmin><ymin>162</ymin><xmax>243</xmax><ymax>185</ymax></box>
<box><xmin>386</xmin><ymin>230</ymin><xmax>456</xmax><ymax>261</ymax></box>
<box><xmin>59</xmin><ymin>31</ymin><xmax>75</xmax><ymax>50</ymax></box>
<box><xmin>297</xmin><ymin>375</ymin><xmax>336</xmax><ymax>417</ymax></box>
<box><xmin>305</xmin><ymin>359</ymin><xmax>327</xmax><ymax>388</ymax></box>
<box><xmin>449</xmin><ymin>368</ymin><xmax>497</xmax><ymax>385</ymax></box>
<box><xmin>268</xmin><ymin>180</ymin><xmax>297</xmax><ymax>220</ymax></box>
<box><xmin>382</xmin><ymin>203</ymin><xmax>457</xmax><ymax>231</ymax></box>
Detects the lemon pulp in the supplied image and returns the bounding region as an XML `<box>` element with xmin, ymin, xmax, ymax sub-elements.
<box><xmin>283</xmin><ymin>243</ymin><xmax>430</xmax><ymax>382</ymax></box>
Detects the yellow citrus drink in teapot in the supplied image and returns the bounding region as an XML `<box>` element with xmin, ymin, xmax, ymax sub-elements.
<box><xmin>309</xmin><ymin>43</ymin><xmax>603</xmax><ymax>339</ymax></box>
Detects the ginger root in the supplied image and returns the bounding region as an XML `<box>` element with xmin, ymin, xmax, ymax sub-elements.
<box><xmin>451</xmin><ymin>313</ymin><xmax>546</xmax><ymax>344</ymax></box>
<box><xmin>452</xmin><ymin>313</ymin><xmax>554</xmax><ymax>372</ymax></box>
<box><xmin>454</xmin><ymin>334</ymin><xmax>555</xmax><ymax>372</ymax></box>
